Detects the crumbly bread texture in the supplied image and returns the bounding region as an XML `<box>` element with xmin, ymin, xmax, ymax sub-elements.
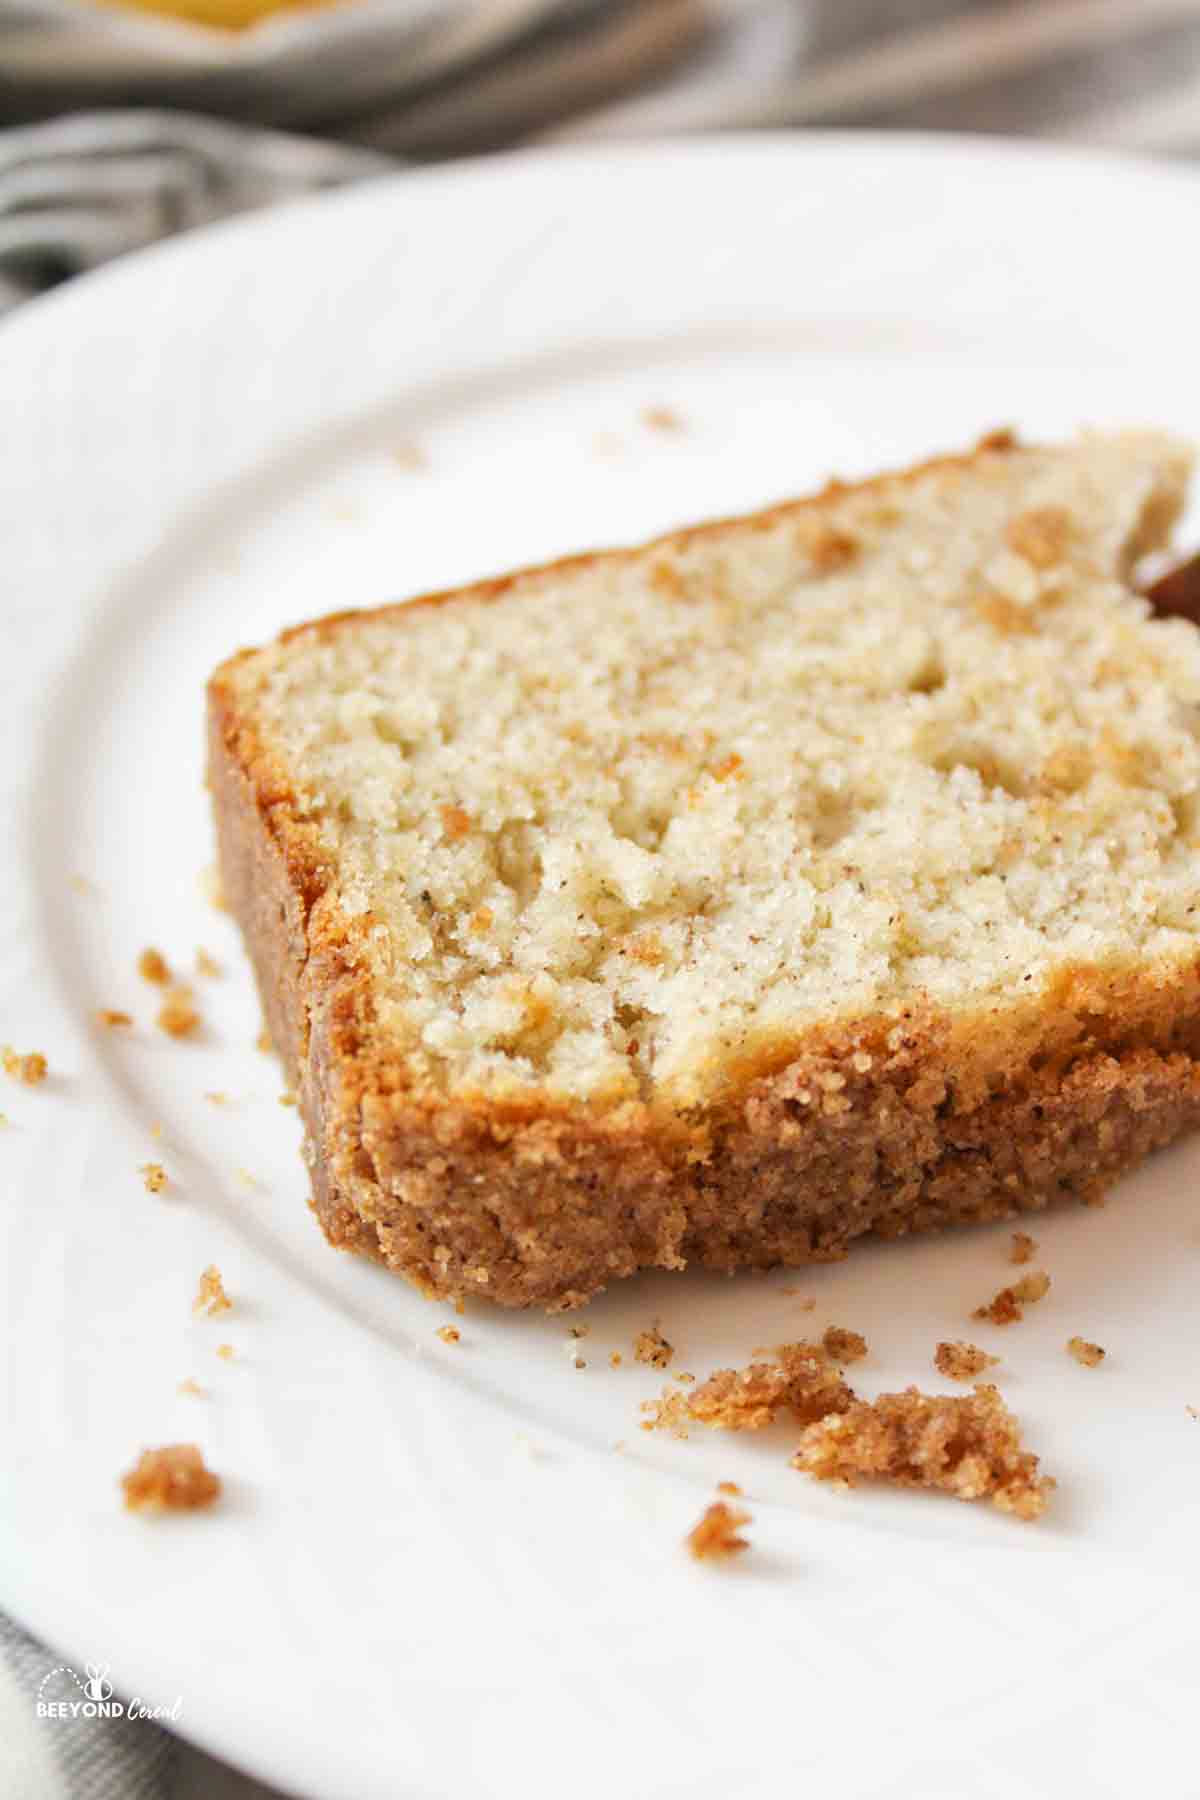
<box><xmin>680</xmin><ymin>1341</ymin><xmax>852</xmax><ymax>1431</ymax></box>
<box><xmin>208</xmin><ymin>431</ymin><xmax>1200</xmax><ymax>1309</ymax></box>
<box><xmin>793</xmin><ymin>1383</ymin><xmax>1053</xmax><ymax>1520</ymax></box>
<box><xmin>934</xmin><ymin>1341</ymin><xmax>1000</xmax><ymax>1381</ymax></box>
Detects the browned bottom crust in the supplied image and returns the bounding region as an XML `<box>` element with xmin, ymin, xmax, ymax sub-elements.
<box><xmin>309</xmin><ymin>1043</ymin><xmax>1199</xmax><ymax>1310</ymax></box>
<box><xmin>208</xmin><ymin>631</ymin><xmax>1200</xmax><ymax>1316</ymax></box>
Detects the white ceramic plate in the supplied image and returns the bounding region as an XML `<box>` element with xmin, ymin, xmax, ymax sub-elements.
<box><xmin>3</xmin><ymin>136</ymin><xmax>1200</xmax><ymax>1800</ymax></box>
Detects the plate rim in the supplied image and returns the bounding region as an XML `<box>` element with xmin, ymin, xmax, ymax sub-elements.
<box><xmin>4</xmin><ymin>128</ymin><xmax>1200</xmax><ymax>1798</ymax></box>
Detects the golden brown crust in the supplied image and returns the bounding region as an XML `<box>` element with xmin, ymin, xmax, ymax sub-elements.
<box><xmin>207</xmin><ymin>435</ymin><xmax>1200</xmax><ymax>1310</ymax></box>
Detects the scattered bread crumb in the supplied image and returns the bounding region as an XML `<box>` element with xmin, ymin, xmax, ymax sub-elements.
<box><xmin>673</xmin><ymin>1371</ymin><xmax>695</xmax><ymax>1384</ymax></box>
<box><xmin>1010</xmin><ymin>1231</ymin><xmax>1038</xmax><ymax>1264</ymax></box>
<box><xmin>1067</xmin><ymin>1336</ymin><xmax>1105</xmax><ymax>1367</ymax></box>
<box><xmin>569</xmin><ymin>1325</ymin><xmax>589</xmax><ymax>1339</ymax></box>
<box><xmin>195</xmin><ymin>949</ymin><xmax>221</xmax><ymax>979</ymax></box>
<box><xmin>150</xmin><ymin>1121</ymin><xmax>163</xmax><ymax>1140</ymax></box>
<box><xmin>716</xmin><ymin>1480</ymin><xmax>742</xmax><ymax>1496</ymax></box>
<box><xmin>609</xmin><ymin>1351</ymin><xmax>622</xmax><ymax>1368</ymax></box>
<box><xmin>822</xmin><ymin>1326</ymin><xmax>868</xmax><ymax>1364</ymax></box>
<box><xmin>640</xmin><ymin>1388</ymin><xmax>692</xmax><ymax>1439</ymax></box>
<box><xmin>216</xmin><ymin>1343</ymin><xmax>234</xmax><ymax>1361</ymax></box>
<box><xmin>193</xmin><ymin>1265</ymin><xmax>231</xmax><ymax>1317</ymax></box>
<box><xmin>177</xmin><ymin>1378</ymin><xmax>204</xmax><ymax>1397</ymax></box>
<box><xmin>139</xmin><ymin>1161</ymin><xmax>168</xmax><ymax>1194</ymax></box>
<box><xmin>973</xmin><ymin>1271</ymin><xmax>1051</xmax><ymax>1325</ymax></box>
<box><xmin>204</xmin><ymin>1092</ymin><xmax>228</xmax><ymax>1107</ymax></box>
<box><xmin>793</xmin><ymin>1384</ymin><xmax>1053</xmax><ymax>1521</ymax></box>
<box><xmin>634</xmin><ymin>1323</ymin><xmax>673</xmax><ymax>1368</ymax></box>
<box><xmin>121</xmin><ymin>1444</ymin><xmax>221</xmax><ymax>1513</ymax></box>
<box><xmin>686</xmin><ymin>1499</ymin><xmax>751</xmax><ymax>1562</ymax></box>
<box><xmin>687</xmin><ymin>1343</ymin><xmax>853</xmax><ymax>1432</ymax></box>
<box><xmin>642</xmin><ymin>405</ymin><xmax>684</xmax><ymax>433</ymax></box>
<box><xmin>436</xmin><ymin>1325</ymin><xmax>461</xmax><ymax>1345</ymax></box>
<box><xmin>138</xmin><ymin>948</ymin><xmax>169</xmax><ymax>985</ymax></box>
<box><xmin>157</xmin><ymin>986</ymin><xmax>199</xmax><ymax>1038</ymax></box>
<box><xmin>1188</xmin><ymin>1406</ymin><xmax>1199</xmax><ymax>1421</ymax></box>
<box><xmin>96</xmin><ymin>1009</ymin><xmax>133</xmax><ymax>1030</ymax></box>
<box><xmin>256</xmin><ymin>1029</ymin><xmax>272</xmax><ymax>1054</ymax></box>
<box><xmin>2</xmin><ymin>1048</ymin><xmax>47</xmax><ymax>1087</ymax></box>
<box><xmin>935</xmin><ymin>1341</ymin><xmax>1000</xmax><ymax>1382</ymax></box>
<box><xmin>279</xmin><ymin>1091</ymin><xmax>297</xmax><ymax>1107</ymax></box>
<box><xmin>200</xmin><ymin>866</ymin><xmax>227</xmax><ymax>911</ymax></box>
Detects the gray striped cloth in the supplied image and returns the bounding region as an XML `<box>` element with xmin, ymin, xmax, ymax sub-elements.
<box><xmin>2</xmin><ymin>0</ymin><xmax>1200</xmax><ymax>311</ymax></box>
<box><xmin>2</xmin><ymin>1</ymin><xmax>1200</xmax><ymax>1795</ymax></box>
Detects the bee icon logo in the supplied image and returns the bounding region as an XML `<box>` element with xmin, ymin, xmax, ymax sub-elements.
<box><xmin>83</xmin><ymin>1665</ymin><xmax>112</xmax><ymax>1703</ymax></box>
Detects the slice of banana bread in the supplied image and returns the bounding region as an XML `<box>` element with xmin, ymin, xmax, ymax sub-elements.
<box><xmin>208</xmin><ymin>430</ymin><xmax>1200</xmax><ymax>1310</ymax></box>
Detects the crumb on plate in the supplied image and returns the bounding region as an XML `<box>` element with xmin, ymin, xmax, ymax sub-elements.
<box><xmin>138</xmin><ymin>947</ymin><xmax>170</xmax><ymax>985</ymax></box>
<box><xmin>686</xmin><ymin>1499</ymin><xmax>751</xmax><ymax>1562</ymax></box>
<box><xmin>216</xmin><ymin>1343</ymin><xmax>234</xmax><ymax>1361</ymax></box>
<box><xmin>686</xmin><ymin>1342</ymin><xmax>852</xmax><ymax>1433</ymax></box>
<box><xmin>139</xmin><ymin>1161</ymin><xmax>168</xmax><ymax>1194</ymax></box>
<box><xmin>1067</xmin><ymin>1335</ymin><xmax>1105</xmax><ymax>1367</ymax></box>
<box><xmin>96</xmin><ymin>1009</ymin><xmax>133</xmax><ymax>1030</ymax></box>
<box><xmin>436</xmin><ymin>1325</ymin><xmax>461</xmax><ymax>1345</ymax></box>
<box><xmin>793</xmin><ymin>1383</ymin><xmax>1053</xmax><ymax>1521</ymax></box>
<box><xmin>193</xmin><ymin>1265</ymin><xmax>231</xmax><ymax>1317</ymax></box>
<box><xmin>642</xmin><ymin>404</ymin><xmax>684</xmax><ymax>433</ymax></box>
<box><xmin>195</xmin><ymin>948</ymin><xmax>221</xmax><ymax>979</ymax></box>
<box><xmin>177</xmin><ymin>1378</ymin><xmax>204</xmax><ymax>1397</ymax></box>
<box><xmin>716</xmin><ymin>1480</ymin><xmax>742</xmax><ymax>1496</ymax></box>
<box><xmin>2</xmin><ymin>1048</ymin><xmax>47</xmax><ymax>1087</ymax></box>
<box><xmin>609</xmin><ymin>1351</ymin><xmax>622</xmax><ymax>1368</ymax></box>
<box><xmin>973</xmin><ymin>1271</ymin><xmax>1051</xmax><ymax>1325</ymax></box>
<box><xmin>1010</xmin><ymin>1230</ymin><xmax>1038</xmax><ymax>1264</ymax></box>
<box><xmin>934</xmin><ymin>1341</ymin><xmax>1000</xmax><ymax>1382</ymax></box>
<box><xmin>121</xmin><ymin>1444</ymin><xmax>220</xmax><ymax>1513</ymax></box>
<box><xmin>634</xmin><ymin>1322</ymin><xmax>673</xmax><ymax>1368</ymax></box>
<box><xmin>822</xmin><ymin>1325</ymin><xmax>868</xmax><ymax>1364</ymax></box>
<box><xmin>157</xmin><ymin>986</ymin><xmax>199</xmax><ymax>1038</ymax></box>
<box><xmin>256</xmin><ymin>1029</ymin><xmax>272</xmax><ymax>1054</ymax></box>
<box><xmin>640</xmin><ymin>1387</ymin><xmax>692</xmax><ymax>1439</ymax></box>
